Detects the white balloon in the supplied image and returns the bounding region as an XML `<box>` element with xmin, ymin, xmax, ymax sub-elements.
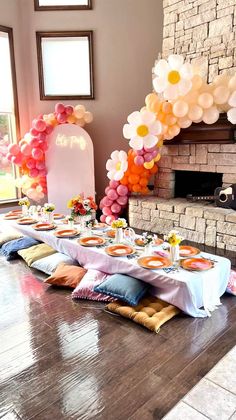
<box><xmin>213</xmin><ymin>86</ymin><xmax>230</xmax><ymax>105</ymax></box>
<box><xmin>228</xmin><ymin>91</ymin><xmax>236</xmax><ymax>107</ymax></box>
<box><xmin>198</xmin><ymin>93</ymin><xmax>214</xmax><ymax>109</ymax></box>
<box><xmin>202</xmin><ymin>107</ymin><xmax>219</xmax><ymax>124</ymax></box>
<box><xmin>173</xmin><ymin>100</ymin><xmax>189</xmax><ymax>118</ymax></box>
<box><xmin>188</xmin><ymin>105</ymin><xmax>203</xmax><ymax>121</ymax></box>
<box><xmin>227</xmin><ymin>107</ymin><xmax>236</xmax><ymax>124</ymax></box>
<box><xmin>178</xmin><ymin>117</ymin><xmax>192</xmax><ymax>129</ymax></box>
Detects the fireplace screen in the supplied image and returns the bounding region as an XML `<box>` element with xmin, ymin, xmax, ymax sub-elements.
<box><xmin>174</xmin><ymin>171</ymin><xmax>223</xmax><ymax>198</ymax></box>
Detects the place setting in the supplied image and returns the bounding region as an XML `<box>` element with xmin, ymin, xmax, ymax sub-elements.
<box><xmin>32</xmin><ymin>222</ymin><xmax>56</xmax><ymax>231</ymax></box>
<box><xmin>54</xmin><ymin>228</ymin><xmax>80</xmax><ymax>239</ymax></box>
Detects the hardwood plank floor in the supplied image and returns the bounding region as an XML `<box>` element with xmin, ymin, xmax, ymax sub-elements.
<box><xmin>0</xmin><ymin>255</ymin><xmax>236</xmax><ymax>419</ymax></box>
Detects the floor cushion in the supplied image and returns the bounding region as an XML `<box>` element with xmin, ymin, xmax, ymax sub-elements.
<box><xmin>44</xmin><ymin>263</ymin><xmax>87</xmax><ymax>288</ymax></box>
<box><xmin>94</xmin><ymin>273</ymin><xmax>149</xmax><ymax>306</ymax></box>
<box><xmin>72</xmin><ymin>269</ymin><xmax>115</xmax><ymax>302</ymax></box>
<box><xmin>1</xmin><ymin>237</ymin><xmax>41</xmax><ymax>261</ymax></box>
<box><xmin>31</xmin><ymin>252</ymin><xmax>78</xmax><ymax>275</ymax></box>
<box><xmin>18</xmin><ymin>243</ymin><xmax>57</xmax><ymax>267</ymax></box>
<box><xmin>106</xmin><ymin>296</ymin><xmax>180</xmax><ymax>333</ymax></box>
<box><xmin>226</xmin><ymin>269</ymin><xmax>236</xmax><ymax>296</ymax></box>
<box><xmin>0</xmin><ymin>232</ymin><xmax>23</xmax><ymax>248</ymax></box>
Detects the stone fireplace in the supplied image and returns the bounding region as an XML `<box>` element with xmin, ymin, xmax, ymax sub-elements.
<box><xmin>128</xmin><ymin>116</ymin><xmax>236</xmax><ymax>251</ymax></box>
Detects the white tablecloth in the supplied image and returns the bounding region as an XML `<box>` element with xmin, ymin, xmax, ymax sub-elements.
<box><xmin>0</xmin><ymin>218</ymin><xmax>231</xmax><ymax>318</ymax></box>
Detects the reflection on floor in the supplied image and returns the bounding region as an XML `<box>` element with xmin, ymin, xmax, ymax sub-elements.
<box><xmin>0</xmin><ymin>256</ymin><xmax>236</xmax><ymax>420</ymax></box>
<box><xmin>164</xmin><ymin>345</ymin><xmax>236</xmax><ymax>419</ymax></box>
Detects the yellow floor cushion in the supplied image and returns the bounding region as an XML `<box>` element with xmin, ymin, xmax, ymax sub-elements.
<box><xmin>18</xmin><ymin>243</ymin><xmax>57</xmax><ymax>266</ymax></box>
<box><xmin>106</xmin><ymin>296</ymin><xmax>180</xmax><ymax>333</ymax></box>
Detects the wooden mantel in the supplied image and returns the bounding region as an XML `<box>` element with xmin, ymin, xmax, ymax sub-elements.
<box><xmin>165</xmin><ymin>113</ymin><xmax>236</xmax><ymax>145</ymax></box>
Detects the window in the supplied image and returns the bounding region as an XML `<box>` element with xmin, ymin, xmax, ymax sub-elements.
<box><xmin>0</xmin><ymin>26</ymin><xmax>20</xmax><ymax>202</ymax></box>
<box><xmin>34</xmin><ymin>0</ymin><xmax>92</xmax><ymax>11</ymax></box>
<box><xmin>36</xmin><ymin>31</ymin><xmax>94</xmax><ymax>100</ymax></box>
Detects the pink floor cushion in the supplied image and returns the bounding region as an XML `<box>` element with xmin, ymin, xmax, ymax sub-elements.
<box><xmin>227</xmin><ymin>269</ymin><xmax>236</xmax><ymax>296</ymax></box>
<box><xmin>72</xmin><ymin>269</ymin><xmax>115</xmax><ymax>302</ymax></box>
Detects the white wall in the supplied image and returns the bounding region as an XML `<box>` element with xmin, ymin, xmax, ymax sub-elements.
<box><xmin>0</xmin><ymin>0</ymin><xmax>163</xmax><ymax>200</ymax></box>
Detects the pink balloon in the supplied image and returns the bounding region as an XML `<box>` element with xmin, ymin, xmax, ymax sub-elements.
<box><xmin>117</xmin><ymin>185</ymin><xmax>128</xmax><ymax>196</ymax></box>
<box><xmin>151</xmin><ymin>150</ymin><xmax>158</xmax><ymax>159</ymax></box>
<box><xmin>103</xmin><ymin>197</ymin><xmax>113</xmax><ymax>207</ymax></box>
<box><xmin>109</xmin><ymin>180</ymin><xmax>119</xmax><ymax>189</ymax></box>
<box><xmin>32</xmin><ymin>147</ymin><xmax>43</xmax><ymax>160</ymax></box>
<box><xmin>55</xmin><ymin>103</ymin><xmax>65</xmax><ymax>114</ymax></box>
<box><xmin>111</xmin><ymin>203</ymin><xmax>121</xmax><ymax>213</ymax></box>
<box><xmin>38</xmin><ymin>141</ymin><xmax>48</xmax><ymax>152</ymax></box>
<box><xmin>103</xmin><ymin>206</ymin><xmax>112</xmax><ymax>216</ymax></box>
<box><xmin>136</xmin><ymin>149</ymin><xmax>144</xmax><ymax>156</ymax></box>
<box><xmin>26</xmin><ymin>158</ymin><xmax>36</xmax><ymax>169</ymax></box>
<box><xmin>144</xmin><ymin>145</ymin><xmax>157</xmax><ymax>152</ymax></box>
<box><xmin>99</xmin><ymin>197</ymin><xmax>106</xmax><ymax>209</ymax></box>
<box><xmin>21</xmin><ymin>144</ymin><xmax>32</xmax><ymax>156</ymax></box>
<box><xmin>57</xmin><ymin>113</ymin><xmax>67</xmax><ymax>123</ymax></box>
<box><xmin>144</xmin><ymin>153</ymin><xmax>153</xmax><ymax>162</ymax></box>
<box><xmin>134</xmin><ymin>155</ymin><xmax>144</xmax><ymax>166</ymax></box>
<box><xmin>30</xmin><ymin>137</ymin><xmax>39</xmax><ymax>148</ymax></box>
<box><xmin>65</xmin><ymin>105</ymin><xmax>74</xmax><ymax>115</ymax></box>
<box><xmin>37</xmin><ymin>132</ymin><xmax>46</xmax><ymax>142</ymax></box>
<box><xmin>105</xmin><ymin>186</ymin><xmax>110</xmax><ymax>195</ymax></box>
<box><xmin>100</xmin><ymin>214</ymin><xmax>106</xmax><ymax>223</ymax></box>
<box><xmin>12</xmin><ymin>154</ymin><xmax>22</xmax><ymax>164</ymax></box>
<box><xmin>34</xmin><ymin>119</ymin><xmax>46</xmax><ymax>133</ymax></box>
<box><xmin>117</xmin><ymin>195</ymin><xmax>128</xmax><ymax>206</ymax></box>
<box><xmin>45</xmin><ymin>124</ymin><xmax>53</xmax><ymax>135</ymax></box>
<box><xmin>107</xmin><ymin>189</ymin><xmax>118</xmax><ymax>201</ymax></box>
<box><xmin>8</xmin><ymin>144</ymin><xmax>20</xmax><ymax>156</ymax></box>
<box><xmin>30</xmin><ymin>128</ymin><xmax>39</xmax><ymax>137</ymax></box>
<box><xmin>6</xmin><ymin>153</ymin><xmax>13</xmax><ymax>161</ymax></box>
<box><xmin>36</xmin><ymin>160</ymin><xmax>45</xmax><ymax>170</ymax></box>
<box><xmin>106</xmin><ymin>215</ymin><xmax>116</xmax><ymax>225</ymax></box>
<box><xmin>29</xmin><ymin>168</ymin><xmax>39</xmax><ymax>178</ymax></box>
<box><xmin>38</xmin><ymin>169</ymin><xmax>47</xmax><ymax>177</ymax></box>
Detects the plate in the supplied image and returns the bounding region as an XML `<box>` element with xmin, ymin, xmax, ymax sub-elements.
<box><xmin>54</xmin><ymin>229</ymin><xmax>79</xmax><ymax>238</ymax></box>
<box><xmin>79</xmin><ymin>236</ymin><xmax>106</xmax><ymax>247</ymax></box>
<box><xmin>138</xmin><ymin>256</ymin><xmax>171</xmax><ymax>270</ymax></box>
<box><xmin>53</xmin><ymin>213</ymin><xmax>64</xmax><ymax>219</ymax></box>
<box><xmin>181</xmin><ymin>258</ymin><xmax>214</xmax><ymax>271</ymax></box>
<box><xmin>16</xmin><ymin>218</ymin><xmax>37</xmax><ymax>225</ymax></box>
<box><xmin>135</xmin><ymin>237</ymin><xmax>164</xmax><ymax>247</ymax></box>
<box><xmin>105</xmin><ymin>244</ymin><xmax>135</xmax><ymax>257</ymax></box>
<box><xmin>179</xmin><ymin>245</ymin><xmax>200</xmax><ymax>258</ymax></box>
<box><xmin>106</xmin><ymin>230</ymin><xmax>116</xmax><ymax>238</ymax></box>
<box><xmin>33</xmin><ymin>223</ymin><xmax>56</xmax><ymax>231</ymax></box>
<box><xmin>4</xmin><ymin>214</ymin><xmax>21</xmax><ymax>220</ymax></box>
<box><xmin>93</xmin><ymin>223</ymin><xmax>107</xmax><ymax>230</ymax></box>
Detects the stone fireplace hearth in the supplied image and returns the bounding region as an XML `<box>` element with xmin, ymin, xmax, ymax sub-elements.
<box><xmin>128</xmin><ymin>118</ymin><xmax>236</xmax><ymax>251</ymax></box>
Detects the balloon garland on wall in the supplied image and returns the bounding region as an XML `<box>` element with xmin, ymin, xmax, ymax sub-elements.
<box><xmin>99</xmin><ymin>54</ymin><xmax>236</xmax><ymax>224</ymax></box>
<box><xmin>7</xmin><ymin>104</ymin><xmax>93</xmax><ymax>202</ymax></box>
<box><xmin>7</xmin><ymin>54</ymin><xmax>236</xmax><ymax>221</ymax></box>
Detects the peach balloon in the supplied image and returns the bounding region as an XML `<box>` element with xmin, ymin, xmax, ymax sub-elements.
<box><xmin>178</xmin><ymin>117</ymin><xmax>192</xmax><ymax>129</ymax></box>
<box><xmin>168</xmin><ymin>124</ymin><xmax>181</xmax><ymax>137</ymax></box>
<box><xmin>191</xmin><ymin>74</ymin><xmax>203</xmax><ymax>90</ymax></box>
<box><xmin>188</xmin><ymin>105</ymin><xmax>203</xmax><ymax>121</ymax></box>
<box><xmin>162</xmin><ymin>102</ymin><xmax>172</xmax><ymax>114</ymax></box>
<box><xmin>202</xmin><ymin>106</ymin><xmax>219</xmax><ymax>124</ymax></box>
<box><xmin>213</xmin><ymin>86</ymin><xmax>230</xmax><ymax>105</ymax></box>
<box><xmin>228</xmin><ymin>76</ymin><xmax>236</xmax><ymax>91</ymax></box>
<box><xmin>173</xmin><ymin>100</ymin><xmax>189</xmax><ymax>118</ymax></box>
<box><xmin>165</xmin><ymin>115</ymin><xmax>177</xmax><ymax>126</ymax></box>
<box><xmin>198</xmin><ymin>92</ymin><xmax>214</xmax><ymax>109</ymax></box>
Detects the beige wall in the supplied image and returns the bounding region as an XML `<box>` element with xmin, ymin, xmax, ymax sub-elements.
<box><xmin>0</xmin><ymin>0</ymin><xmax>163</xmax><ymax>201</ymax></box>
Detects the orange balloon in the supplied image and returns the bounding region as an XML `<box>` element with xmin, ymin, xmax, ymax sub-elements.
<box><xmin>140</xmin><ymin>177</ymin><xmax>148</xmax><ymax>187</ymax></box>
<box><xmin>145</xmin><ymin>93</ymin><xmax>161</xmax><ymax>114</ymax></box>
<box><xmin>128</xmin><ymin>174</ymin><xmax>140</xmax><ymax>184</ymax></box>
<box><xmin>157</xmin><ymin>111</ymin><xmax>165</xmax><ymax>123</ymax></box>
<box><xmin>132</xmin><ymin>184</ymin><xmax>141</xmax><ymax>193</ymax></box>
<box><xmin>162</xmin><ymin>102</ymin><xmax>172</xmax><ymax>114</ymax></box>
<box><xmin>120</xmin><ymin>176</ymin><xmax>128</xmax><ymax>185</ymax></box>
<box><xmin>150</xmin><ymin>165</ymin><xmax>158</xmax><ymax>174</ymax></box>
<box><xmin>131</xmin><ymin>164</ymin><xmax>143</xmax><ymax>175</ymax></box>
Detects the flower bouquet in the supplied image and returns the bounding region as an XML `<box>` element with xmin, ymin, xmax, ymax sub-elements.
<box><xmin>165</xmin><ymin>230</ymin><xmax>183</xmax><ymax>263</ymax></box>
<box><xmin>111</xmin><ymin>218</ymin><xmax>127</xmax><ymax>243</ymax></box>
<box><xmin>67</xmin><ymin>194</ymin><xmax>97</xmax><ymax>230</ymax></box>
<box><xmin>43</xmin><ymin>202</ymin><xmax>55</xmax><ymax>223</ymax></box>
<box><xmin>19</xmin><ymin>197</ymin><xmax>30</xmax><ymax>215</ymax></box>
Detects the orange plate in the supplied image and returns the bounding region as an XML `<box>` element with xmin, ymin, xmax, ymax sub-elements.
<box><xmin>181</xmin><ymin>258</ymin><xmax>214</xmax><ymax>271</ymax></box>
<box><xmin>105</xmin><ymin>244</ymin><xmax>135</xmax><ymax>257</ymax></box>
<box><xmin>53</xmin><ymin>213</ymin><xmax>64</xmax><ymax>219</ymax></box>
<box><xmin>4</xmin><ymin>214</ymin><xmax>21</xmax><ymax>220</ymax></box>
<box><xmin>179</xmin><ymin>245</ymin><xmax>200</xmax><ymax>258</ymax></box>
<box><xmin>79</xmin><ymin>236</ymin><xmax>106</xmax><ymax>247</ymax></box>
<box><xmin>17</xmin><ymin>218</ymin><xmax>37</xmax><ymax>225</ymax></box>
<box><xmin>138</xmin><ymin>256</ymin><xmax>171</xmax><ymax>270</ymax></box>
<box><xmin>106</xmin><ymin>230</ymin><xmax>116</xmax><ymax>238</ymax></box>
<box><xmin>93</xmin><ymin>223</ymin><xmax>107</xmax><ymax>230</ymax></box>
<box><xmin>54</xmin><ymin>229</ymin><xmax>78</xmax><ymax>238</ymax></box>
<box><xmin>33</xmin><ymin>223</ymin><xmax>56</xmax><ymax>231</ymax></box>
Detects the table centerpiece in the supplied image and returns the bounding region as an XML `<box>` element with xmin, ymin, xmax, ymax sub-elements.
<box><xmin>165</xmin><ymin>230</ymin><xmax>183</xmax><ymax>264</ymax></box>
<box><xmin>18</xmin><ymin>197</ymin><xmax>30</xmax><ymax>216</ymax></box>
<box><xmin>67</xmin><ymin>194</ymin><xmax>97</xmax><ymax>231</ymax></box>
<box><xmin>43</xmin><ymin>202</ymin><xmax>56</xmax><ymax>223</ymax></box>
<box><xmin>111</xmin><ymin>218</ymin><xmax>127</xmax><ymax>243</ymax></box>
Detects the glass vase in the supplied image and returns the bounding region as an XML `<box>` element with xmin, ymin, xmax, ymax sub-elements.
<box><xmin>47</xmin><ymin>212</ymin><xmax>54</xmax><ymax>224</ymax></box>
<box><xmin>115</xmin><ymin>228</ymin><xmax>123</xmax><ymax>244</ymax></box>
<box><xmin>144</xmin><ymin>242</ymin><xmax>153</xmax><ymax>256</ymax></box>
<box><xmin>170</xmin><ymin>244</ymin><xmax>179</xmax><ymax>264</ymax></box>
<box><xmin>22</xmin><ymin>205</ymin><xmax>28</xmax><ymax>216</ymax></box>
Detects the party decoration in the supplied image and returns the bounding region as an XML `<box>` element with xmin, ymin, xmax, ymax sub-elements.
<box><xmin>106</xmin><ymin>150</ymin><xmax>128</xmax><ymax>181</ymax></box>
<box><xmin>123</xmin><ymin>110</ymin><xmax>162</xmax><ymax>150</ymax></box>
<box><xmin>6</xmin><ymin>103</ymin><xmax>93</xmax><ymax>202</ymax></box>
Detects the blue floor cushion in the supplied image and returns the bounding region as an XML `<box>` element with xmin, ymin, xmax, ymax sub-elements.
<box><xmin>1</xmin><ymin>237</ymin><xmax>41</xmax><ymax>261</ymax></box>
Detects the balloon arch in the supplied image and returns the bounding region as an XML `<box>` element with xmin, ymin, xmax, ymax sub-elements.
<box><xmin>7</xmin><ymin>54</ymin><xmax>236</xmax><ymax>223</ymax></box>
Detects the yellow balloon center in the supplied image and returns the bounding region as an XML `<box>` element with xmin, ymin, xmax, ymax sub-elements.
<box><xmin>116</xmin><ymin>162</ymin><xmax>121</xmax><ymax>171</ymax></box>
<box><xmin>136</xmin><ymin>124</ymin><xmax>149</xmax><ymax>137</ymax></box>
<box><xmin>168</xmin><ymin>70</ymin><xmax>181</xmax><ymax>85</ymax></box>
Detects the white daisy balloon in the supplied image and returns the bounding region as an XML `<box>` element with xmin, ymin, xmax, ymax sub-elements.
<box><xmin>106</xmin><ymin>150</ymin><xmax>128</xmax><ymax>181</ymax></box>
<box><xmin>153</xmin><ymin>54</ymin><xmax>193</xmax><ymax>101</ymax></box>
<box><xmin>123</xmin><ymin>110</ymin><xmax>162</xmax><ymax>151</ymax></box>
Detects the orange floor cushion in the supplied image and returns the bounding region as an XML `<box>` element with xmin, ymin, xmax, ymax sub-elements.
<box><xmin>106</xmin><ymin>296</ymin><xmax>180</xmax><ymax>333</ymax></box>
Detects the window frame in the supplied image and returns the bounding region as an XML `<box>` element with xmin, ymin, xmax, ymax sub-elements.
<box><xmin>34</xmin><ymin>0</ymin><xmax>92</xmax><ymax>12</ymax></box>
<box><xmin>36</xmin><ymin>30</ymin><xmax>94</xmax><ymax>100</ymax></box>
<box><xmin>0</xmin><ymin>25</ymin><xmax>21</xmax><ymax>204</ymax></box>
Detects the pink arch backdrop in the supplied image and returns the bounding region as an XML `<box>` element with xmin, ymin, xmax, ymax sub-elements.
<box><xmin>7</xmin><ymin>55</ymin><xmax>236</xmax><ymax>223</ymax></box>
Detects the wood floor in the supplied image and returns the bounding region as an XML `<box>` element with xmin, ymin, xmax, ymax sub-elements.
<box><xmin>0</xmin><ymin>256</ymin><xmax>236</xmax><ymax>420</ymax></box>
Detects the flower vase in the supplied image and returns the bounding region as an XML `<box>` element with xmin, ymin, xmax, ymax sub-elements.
<box><xmin>47</xmin><ymin>212</ymin><xmax>54</xmax><ymax>224</ymax></box>
<box><xmin>22</xmin><ymin>205</ymin><xmax>28</xmax><ymax>216</ymax></box>
<box><xmin>170</xmin><ymin>244</ymin><xmax>179</xmax><ymax>265</ymax></box>
<box><xmin>68</xmin><ymin>220</ymin><xmax>74</xmax><ymax>229</ymax></box>
<box><xmin>144</xmin><ymin>242</ymin><xmax>153</xmax><ymax>256</ymax></box>
<box><xmin>115</xmin><ymin>228</ymin><xmax>123</xmax><ymax>244</ymax></box>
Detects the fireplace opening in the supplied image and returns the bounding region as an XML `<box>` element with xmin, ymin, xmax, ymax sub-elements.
<box><xmin>174</xmin><ymin>171</ymin><xmax>223</xmax><ymax>198</ymax></box>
